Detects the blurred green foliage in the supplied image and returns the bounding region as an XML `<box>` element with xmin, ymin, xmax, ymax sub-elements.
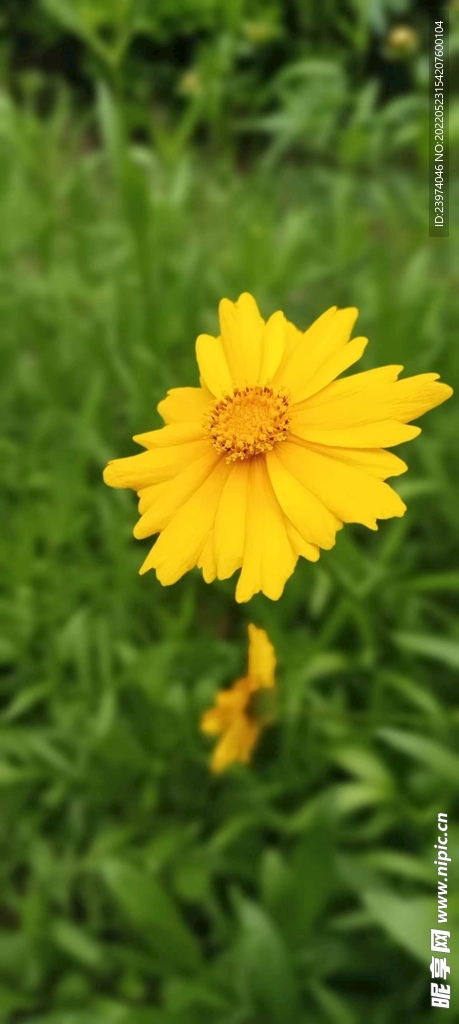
<box><xmin>4</xmin><ymin>0</ymin><xmax>457</xmax><ymax>158</ymax></box>
<box><xmin>1</xmin><ymin>1</ymin><xmax>459</xmax><ymax>1022</ymax></box>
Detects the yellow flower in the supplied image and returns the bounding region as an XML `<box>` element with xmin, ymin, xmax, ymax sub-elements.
<box><xmin>103</xmin><ymin>293</ymin><xmax>452</xmax><ymax>602</ymax></box>
<box><xmin>201</xmin><ymin>623</ymin><xmax>276</xmax><ymax>772</ymax></box>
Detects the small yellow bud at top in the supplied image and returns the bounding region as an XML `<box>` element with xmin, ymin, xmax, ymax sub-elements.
<box><xmin>242</xmin><ymin>21</ymin><xmax>280</xmax><ymax>45</ymax></box>
<box><xmin>386</xmin><ymin>25</ymin><xmax>419</xmax><ymax>56</ymax></box>
<box><xmin>178</xmin><ymin>70</ymin><xmax>203</xmax><ymax>98</ymax></box>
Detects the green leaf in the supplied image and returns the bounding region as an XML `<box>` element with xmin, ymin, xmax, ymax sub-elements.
<box><xmin>0</xmin><ymin>984</ymin><xmax>33</xmax><ymax>1018</ymax></box>
<box><xmin>41</xmin><ymin>0</ymin><xmax>133</xmax><ymax>68</ymax></box>
<box><xmin>379</xmin><ymin>671</ymin><xmax>445</xmax><ymax>722</ymax></box>
<box><xmin>162</xmin><ymin>976</ymin><xmax>230</xmax><ymax>1014</ymax></box>
<box><xmin>96</xmin><ymin>80</ymin><xmax>125</xmax><ymax>181</ymax></box>
<box><xmin>0</xmin><ymin>637</ymin><xmax>17</xmax><ymax>664</ymax></box>
<box><xmin>406</xmin><ymin>572</ymin><xmax>459</xmax><ymax>593</ymax></box>
<box><xmin>173</xmin><ymin>852</ymin><xmax>210</xmax><ymax>903</ymax></box>
<box><xmin>52</xmin><ymin>920</ymin><xmax>105</xmax><ymax>968</ymax></box>
<box><xmin>335</xmin><ymin>778</ymin><xmax>395</xmax><ymax>813</ymax></box>
<box><xmin>362</xmin><ymin>888</ymin><xmax>436</xmax><ymax>963</ymax></box>
<box><xmin>0</xmin><ymin>762</ymin><xmax>37</xmax><ymax>785</ymax></box>
<box><xmin>19</xmin><ymin>1015</ymin><xmax>103</xmax><ymax>1024</ymax></box>
<box><xmin>393</xmin><ymin>631</ymin><xmax>459</xmax><ymax>670</ymax></box>
<box><xmin>1</xmin><ymin>682</ymin><xmax>51</xmax><ymax>721</ymax></box>
<box><xmin>357</xmin><ymin>849</ymin><xmax>433</xmax><ymax>884</ymax></box>
<box><xmin>378</xmin><ymin>728</ymin><xmax>459</xmax><ymax>785</ymax></box>
<box><xmin>207</xmin><ymin>813</ymin><xmax>260</xmax><ymax>852</ymax></box>
<box><xmin>235</xmin><ymin>897</ymin><xmax>301</xmax><ymax>1024</ymax></box>
<box><xmin>261</xmin><ymin>849</ymin><xmax>292</xmax><ymax>911</ymax></box>
<box><xmin>41</xmin><ymin>0</ymin><xmax>88</xmax><ymax>37</ymax></box>
<box><xmin>262</xmin><ymin>811</ymin><xmax>338</xmax><ymax>948</ymax></box>
<box><xmin>331</xmin><ymin>745</ymin><xmax>394</xmax><ymax>791</ymax></box>
<box><xmin>100</xmin><ymin>860</ymin><xmax>202</xmax><ymax>974</ymax></box>
<box><xmin>21</xmin><ymin>1009</ymin><xmax>168</xmax><ymax>1024</ymax></box>
<box><xmin>309</xmin><ymin>980</ymin><xmax>359</xmax><ymax>1024</ymax></box>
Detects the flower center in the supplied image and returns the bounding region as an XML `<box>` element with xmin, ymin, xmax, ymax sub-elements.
<box><xmin>205</xmin><ymin>385</ymin><xmax>290</xmax><ymax>462</ymax></box>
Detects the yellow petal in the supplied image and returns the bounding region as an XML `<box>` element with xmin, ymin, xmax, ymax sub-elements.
<box><xmin>218</xmin><ymin>299</ymin><xmax>240</xmax><ymax>381</ymax></box>
<box><xmin>274</xmin><ymin>306</ymin><xmax>337</xmax><ymax>381</ymax></box>
<box><xmin>237</xmin><ymin>292</ymin><xmax>265</xmax><ymax>383</ymax></box>
<box><xmin>133</xmin><ymin>449</ymin><xmax>220</xmax><ymax>538</ymax></box>
<box><xmin>235</xmin><ymin>457</ymin><xmax>297</xmax><ymax>603</ymax></box>
<box><xmin>294</xmin><ymin>364</ymin><xmax>403</xmax><ymax>409</ymax></box>
<box><xmin>247</xmin><ymin>624</ymin><xmax>276</xmax><ymax>689</ymax></box>
<box><xmin>303</xmin><ymin>442</ymin><xmax>408</xmax><ymax>480</ymax></box>
<box><xmin>157</xmin><ymin>387</ymin><xmax>211</xmax><ymax>425</ymax></box>
<box><xmin>196</xmin><ymin>333</ymin><xmax>233</xmax><ymax>398</ymax></box>
<box><xmin>290</xmin><ymin>419</ymin><xmax>421</xmax><ymax>448</ymax></box>
<box><xmin>266</xmin><ymin>445</ymin><xmax>341</xmax><ymax>549</ymax></box>
<box><xmin>200</xmin><ymin>708</ymin><xmax>224</xmax><ymax>735</ymax></box>
<box><xmin>276</xmin><ymin>319</ymin><xmax>303</xmax><ymax>371</ymax></box>
<box><xmin>388</xmin><ymin>375</ymin><xmax>453</xmax><ymax>423</ymax></box>
<box><xmin>293</xmin><ymin>369</ymin><xmax>452</xmax><ymax>431</ymax></box>
<box><xmin>197</xmin><ymin>531</ymin><xmax>218</xmax><ymax>583</ymax></box>
<box><xmin>139</xmin><ymin>457</ymin><xmax>230</xmax><ymax>582</ymax></box>
<box><xmin>210</xmin><ymin>715</ymin><xmax>260</xmax><ymax>772</ymax></box>
<box><xmin>132</xmin><ymin>422</ymin><xmax>205</xmax><ymax>449</ymax></box>
<box><xmin>285</xmin><ymin>519</ymin><xmax>320</xmax><ymax>562</ymax></box>
<box><xmin>103</xmin><ymin>440</ymin><xmax>210</xmax><ymax>489</ymax></box>
<box><xmin>218</xmin><ymin>293</ymin><xmax>265</xmax><ymax>386</ymax></box>
<box><xmin>258</xmin><ymin>310</ymin><xmax>287</xmax><ymax>383</ymax></box>
<box><xmin>137</xmin><ymin>481</ymin><xmax>167</xmax><ymax>515</ymax></box>
<box><xmin>219</xmin><ymin>679</ymin><xmax>251</xmax><ymax>714</ymax></box>
<box><xmin>214</xmin><ymin>460</ymin><xmax>250</xmax><ymax>579</ymax></box>
<box><xmin>286</xmin><ymin>438</ymin><xmax>406</xmax><ymax>530</ymax></box>
<box><xmin>201</xmin><ymin>680</ymin><xmax>250</xmax><ymax>735</ymax></box>
<box><xmin>294</xmin><ymin>336</ymin><xmax>368</xmax><ymax>404</ymax></box>
<box><xmin>274</xmin><ymin>306</ymin><xmax>358</xmax><ymax>402</ymax></box>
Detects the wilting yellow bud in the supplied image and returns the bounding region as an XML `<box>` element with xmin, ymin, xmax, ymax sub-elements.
<box><xmin>201</xmin><ymin>625</ymin><xmax>277</xmax><ymax>772</ymax></box>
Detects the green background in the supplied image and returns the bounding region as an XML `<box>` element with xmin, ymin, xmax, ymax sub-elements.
<box><xmin>1</xmin><ymin>1</ymin><xmax>459</xmax><ymax>1021</ymax></box>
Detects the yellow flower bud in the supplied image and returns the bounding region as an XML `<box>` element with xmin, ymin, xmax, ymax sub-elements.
<box><xmin>386</xmin><ymin>25</ymin><xmax>418</xmax><ymax>56</ymax></box>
